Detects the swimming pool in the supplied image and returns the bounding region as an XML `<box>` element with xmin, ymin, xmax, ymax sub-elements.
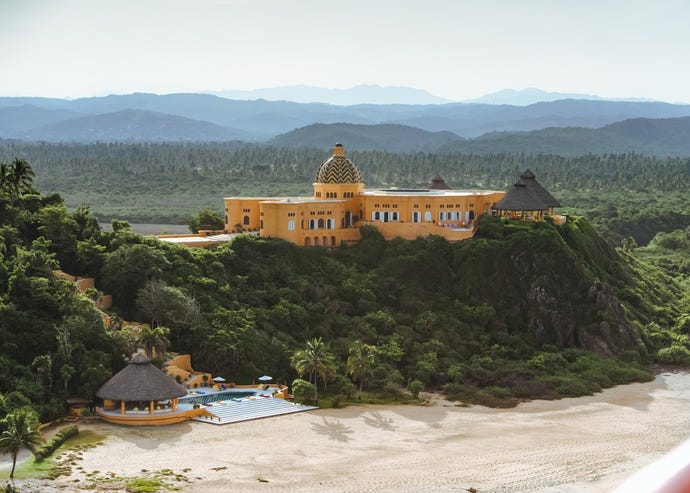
<box><xmin>180</xmin><ymin>390</ymin><xmax>256</xmax><ymax>405</ymax></box>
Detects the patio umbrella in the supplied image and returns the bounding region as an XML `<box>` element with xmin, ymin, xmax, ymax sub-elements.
<box><xmin>212</xmin><ymin>376</ymin><xmax>226</xmax><ymax>382</ymax></box>
<box><xmin>258</xmin><ymin>375</ymin><xmax>272</xmax><ymax>381</ymax></box>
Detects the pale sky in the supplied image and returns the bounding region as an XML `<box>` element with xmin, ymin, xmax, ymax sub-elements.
<box><xmin>1</xmin><ymin>0</ymin><xmax>689</xmax><ymax>102</ymax></box>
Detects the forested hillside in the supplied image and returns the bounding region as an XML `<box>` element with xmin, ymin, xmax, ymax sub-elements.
<box><xmin>2</xmin><ymin>161</ymin><xmax>688</xmax><ymax>418</ymax></box>
<box><xmin>270</xmin><ymin>123</ymin><xmax>461</xmax><ymax>152</ymax></box>
<box><xmin>1</xmin><ymin>140</ymin><xmax>688</xmax><ymax>246</ymax></box>
<box><xmin>272</xmin><ymin>117</ymin><xmax>690</xmax><ymax>156</ymax></box>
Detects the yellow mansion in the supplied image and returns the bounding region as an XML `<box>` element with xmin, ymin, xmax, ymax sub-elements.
<box><xmin>224</xmin><ymin>144</ymin><xmax>507</xmax><ymax>246</ymax></box>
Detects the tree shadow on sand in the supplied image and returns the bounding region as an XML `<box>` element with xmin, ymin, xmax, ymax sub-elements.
<box><xmin>119</xmin><ymin>422</ymin><xmax>195</xmax><ymax>450</ymax></box>
<box><xmin>362</xmin><ymin>411</ymin><xmax>397</xmax><ymax>431</ymax></box>
<box><xmin>310</xmin><ymin>417</ymin><xmax>354</xmax><ymax>443</ymax></box>
<box><xmin>391</xmin><ymin>405</ymin><xmax>448</xmax><ymax>426</ymax></box>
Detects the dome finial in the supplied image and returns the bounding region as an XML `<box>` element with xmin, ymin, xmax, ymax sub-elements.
<box><xmin>333</xmin><ymin>143</ymin><xmax>345</xmax><ymax>158</ymax></box>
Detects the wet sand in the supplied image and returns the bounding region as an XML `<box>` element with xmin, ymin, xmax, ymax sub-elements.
<box><xmin>22</xmin><ymin>372</ymin><xmax>690</xmax><ymax>492</ymax></box>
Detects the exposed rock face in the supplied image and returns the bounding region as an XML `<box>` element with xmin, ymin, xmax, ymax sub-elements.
<box><xmin>526</xmin><ymin>284</ymin><xmax>577</xmax><ymax>349</ymax></box>
<box><xmin>525</xmin><ymin>283</ymin><xmax>644</xmax><ymax>355</ymax></box>
<box><xmin>582</xmin><ymin>284</ymin><xmax>643</xmax><ymax>355</ymax></box>
<box><xmin>470</xmin><ymin>216</ymin><xmax>652</xmax><ymax>356</ymax></box>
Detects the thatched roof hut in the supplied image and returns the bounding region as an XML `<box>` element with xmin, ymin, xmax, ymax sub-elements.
<box><xmin>96</xmin><ymin>354</ymin><xmax>186</xmax><ymax>402</ymax></box>
<box><xmin>516</xmin><ymin>169</ymin><xmax>561</xmax><ymax>208</ymax></box>
<box><xmin>494</xmin><ymin>170</ymin><xmax>559</xmax><ymax>212</ymax></box>
<box><xmin>494</xmin><ymin>183</ymin><xmax>549</xmax><ymax>211</ymax></box>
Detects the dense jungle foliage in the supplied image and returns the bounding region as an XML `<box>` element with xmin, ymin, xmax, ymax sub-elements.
<box><xmin>1</xmin><ymin>140</ymin><xmax>689</xmax><ymax>247</ymax></box>
<box><xmin>1</xmin><ymin>157</ymin><xmax>689</xmax><ymax>420</ymax></box>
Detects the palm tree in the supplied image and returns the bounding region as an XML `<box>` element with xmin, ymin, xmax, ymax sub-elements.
<box><xmin>0</xmin><ymin>409</ymin><xmax>43</xmax><ymax>481</ymax></box>
<box><xmin>0</xmin><ymin>161</ymin><xmax>9</xmax><ymax>193</ymax></box>
<box><xmin>291</xmin><ymin>337</ymin><xmax>336</xmax><ymax>402</ymax></box>
<box><xmin>137</xmin><ymin>325</ymin><xmax>170</xmax><ymax>359</ymax></box>
<box><xmin>8</xmin><ymin>158</ymin><xmax>35</xmax><ymax>198</ymax></box>
<box><xmin>347</xmin><ymin>341</ymin><xmax>376</xmax><ymax>399</ymax></box>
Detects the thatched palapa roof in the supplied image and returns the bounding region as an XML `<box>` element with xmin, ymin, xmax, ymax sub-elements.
<box><xmin>494</xmin><ymin>183</ymin><xmax>549</xmax><ymax>211</ymax></box>
<box><xmin>96</xmin><ymin>354</ymin><xmax>187</xmax><ymax>401</ymax></box>
<box><xmin>494</xmin><ymin>169</ymin><xmax>560</xmax><ymax>211</ymax></box>
<box><xmin>516</xmin><ymin>169</ymin><xmax>561</xmax><ymax>207</ymax></box>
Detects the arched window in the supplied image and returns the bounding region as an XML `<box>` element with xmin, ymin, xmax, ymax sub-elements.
<box><xmin>314</xmin><ymin>237</ymin><xmax>320</xmax><ymax>246</ymax></box>
<box><xmin>392</xmin><ymin>211</ymin><xmax>398</xmax><ymax>221</ymax></box>
<box><xmin>424</xmin><ymin>211</ymin><xmax>432</xmax><ymax>222</ymax></box>
<box><xmin>243</xmin><ymin>215</ymin><xmax>250</xmax><ymax>225</ymax></box>
<box><xmin>383</xmin><ymin>212</ymin><xmax>389</xmax><ymax>223</ymax></box>
<box><xmin>305</xmin><ymin>237</ymin><xmax>312</xmax><ymax>246</ymax></box>
<box><xmin>288</xmin><ymin>220</ymin><xmax>295</xmax><ymax>231</ymax></box>
<box><xmin>373</xmin><ymin>211</ymin><xmax>380</xmax><ymax>221</ymax></box>
<box><xmin>413</xmin><ymin>211</ymin><xmax>421</xmax><ymax>223</ymax></box>
<box><xmin>317</xmin><ymin>218</ymin><xmax>325</xmax><ymax>229</ymax></box>
<box><xmin>327</xmin><ymin>218</ymin><xmax>335</xmax><ymax>229</ymax></box>
<box><xmin>439</xmin><ymin>212</ymin><xmax>445</xmax><ymax>221</ymax></box>
<box><xmin>260</xmin><ymin>220</ymin><xmax>263</xmax><ymax>229</ymax></box>
<box><xmin>322</xmin><ymin>236</ymin><xmax>327</xmax><ymax>246</ymax></box>
<box><xmin>330</xmin><ymin>236</ymin><xmax>336</xmax><ymax>246</ymax></box>
<box><xmin>309</xmin><ymin>219</ymin><xmax>316</xmax><ymax>230</ymax></box>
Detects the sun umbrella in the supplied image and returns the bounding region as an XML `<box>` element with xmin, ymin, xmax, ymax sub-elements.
<box><xmin>212</xmin><ymin>376</ymin><xmax>226</xmax><ymax>382</ymax></box>
<box><xmin>258</xmin><ymin>375</ymin><xmax>272</xmax><ymax>381</ymax></box>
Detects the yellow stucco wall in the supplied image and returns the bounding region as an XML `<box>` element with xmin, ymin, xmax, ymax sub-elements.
<box><xmin>223</xmin><ymin>145</ymin><xmax>508</xmax><ymax>247</ymax></box>
<box><xmin>225</xmin><ymin>198</ymin><xmax>265</xmax><ymax>232</ymax></box>
<box><xmin>225</xmin><ymin>188</ymin><xmax>505</xmax><ymax>246</ymax></box>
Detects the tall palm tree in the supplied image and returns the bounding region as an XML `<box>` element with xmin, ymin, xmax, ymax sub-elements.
<box><xmin>0</xmin><ymin>409</ymin><xmax>43</xmax><ymax>481</ymax></box>
<box><xmin>137</xmin><ymin>325</ymin><xmax>170</xmax><ymax>359</ymax></box>
<box><xmin>291</xmin><ymin>337</ymin><xmax>336</xmax><ymax>402</ymax></box>
<box><xmin>347</xmin><ymin>341</ymin><xmax>376</xmax><ymax>399</ymax></box>
<box><xmin>8</xmin><ymin>158</ymin><xmax>35</xmax><ymax>198</ymax></box>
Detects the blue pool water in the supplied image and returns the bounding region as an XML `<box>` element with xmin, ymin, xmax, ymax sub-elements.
<box><xmin>180</xmin><ymin>390</ymin><xmax>256</xmax><ymax>405</ymax></box>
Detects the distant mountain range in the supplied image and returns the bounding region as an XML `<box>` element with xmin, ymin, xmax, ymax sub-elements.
<box><xmin>463</xmin><ymin>88</ymin><xmax>659</xmax><ymax>106</ymax></box>
<box><xmin>2</xmin><ymin>92</ymin><xmax>690</xmax><ymax>155</ymax></box>
<box><xmin>13</xmin><ymin>109</ymin><xmax>250</xmax><ymax>142</ymax></box>
<box><xmin>209</xmin><ymin>84</ymin><xmax>451</xmax><ymax>105</ymax></box>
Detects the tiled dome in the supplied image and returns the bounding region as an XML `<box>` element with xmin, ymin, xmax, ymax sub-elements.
<box><xmin>315</xmin><ymin>143</ymin><xmax>362</xmax><ymax>184</ymax></box>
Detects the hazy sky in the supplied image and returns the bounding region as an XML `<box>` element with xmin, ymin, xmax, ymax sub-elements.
<box><xmin>1</xmin><ymin>0</ymin><xmax>689</xmax><ymax>102</ymax></box>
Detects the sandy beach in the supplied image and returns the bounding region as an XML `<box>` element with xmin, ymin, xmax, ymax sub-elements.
<box><xmin>13</xmin><ymin>371</ymin><xmax>690</xmax><ymax>492</ymax></box>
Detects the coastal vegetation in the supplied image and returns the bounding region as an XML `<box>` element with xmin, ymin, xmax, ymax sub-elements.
<box><xmin>1</xmin><ymin>157</ymin><xmax>688</xmax><ymax>430</ymax></box>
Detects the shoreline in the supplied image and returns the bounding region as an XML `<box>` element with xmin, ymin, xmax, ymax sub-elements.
<box><xmin>9</xmin><ymin>372</ymin><xmax>690</xmax><ymax>492</ymax></box>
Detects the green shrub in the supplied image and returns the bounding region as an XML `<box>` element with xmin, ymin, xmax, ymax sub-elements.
<box><xmin>554</xmin><ymin>377</ymin><xmax>594</xmax><ymax>397</ymax></box>
<box><xmin>407</xmin><ymin>379</ymin><xmax>424</xmax><ymax>398</ymax></box>
<box><xmin>442</xmin><ymin>383</ymin><xmax>478</xmax><ymax>402</ymax></box>
<box><xmin>34</xmin><ymin>425</ymin><xmax>79</xmax><ymax>462</ymax></box>
<box><xmin>330</xmin><ymin>394</ymin><xmax>345</xmax><ymax>408</ymax></box>
<box><xmin>475</xmin><ymin>387</ymin><xmax>518</xmax><ymax>408</ymax></box>
<box><xmin>291</xmin><ymin>378</ymin><xmax>315</xmax><ymax>405</ymax></box>
<box><xmin>658</xmin><ymin>344</ymin><xmax>690</xmax><ymax>364</ymax></box>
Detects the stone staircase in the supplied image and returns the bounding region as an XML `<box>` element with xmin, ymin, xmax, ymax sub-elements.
<box><xmin>194</xmin><ymin>397</ymin><xmax>317</xmax><ymax>425</ymax></box>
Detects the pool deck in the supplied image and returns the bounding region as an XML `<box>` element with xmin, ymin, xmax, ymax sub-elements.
<box><xmin>181</xmin><ymin>385</ymin><xmax>318</xmax><ymax>425</ymax></box>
